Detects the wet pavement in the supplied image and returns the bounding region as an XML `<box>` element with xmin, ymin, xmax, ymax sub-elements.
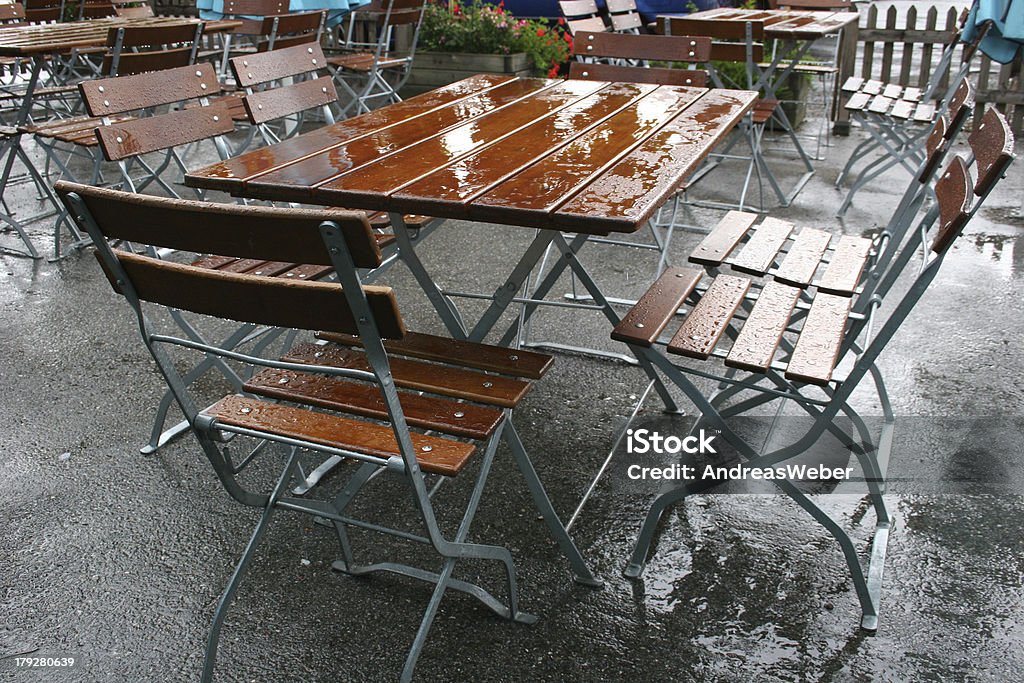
<box><xmin>2</xmin><ymin>62</ymin><xmax>1024</xmax><ymax>682</ymax></box>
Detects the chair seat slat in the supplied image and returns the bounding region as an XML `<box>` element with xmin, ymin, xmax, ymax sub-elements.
<box><xmin>725</xmin><ymin>281</ymin><xmax>800</xmax><ymax>372</ymax></box>
<box><xmin>774</xmin><ymin>227</ymin><xmax>831</xmax><ymax>287</ymax></box>
<box><xmin>205</xmin><ymin>394</ymin><xmax>477</xmax><ymax>476</ymax></box>
<box><xmin>817</xmin><ymin>235</ymin><xmax>871</xmax><ymax>295</ymax></box>
<box><xmin>728</xmin><ymin>217</ymin><xmax>792</xmax><ymax>274</ymax></box>
<box><xmin>610</xmin><ymin>266</ymin><xmax>702</xmax><ymax>347</ymax></box>
<box><xmin>689</xmin><ymin>210</ymin><xmax>759</xmax><ymax>266</ymax></box>
<box><xmin>667</xmin><ymin>274</ymin><xmax>749</xmax><ymax>359</ymax></box>
<box><xmin>785</xmin><ymin>293</ymin><xmax>851</xmax><ymax>384</ymax></box>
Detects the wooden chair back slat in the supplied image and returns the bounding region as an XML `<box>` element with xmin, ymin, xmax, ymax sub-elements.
<box><xmin>111</xmin><ymin>252</ymin><xmax>404</xmax><ymax>338</ymax></box>
<box><xmin>106</xmin><ymin>22</ymin><xmax>199</xmax><ymax>48</ymax></box>
<box><xmin>260</xmin><ymin>10</ymin><xmax>323</xmax><ymax>36</ymax></box>
<box><xmin>0</xmin><ymin>3</ymin><xmax>26</xmax><ymax>22</ymax></box>
<box><xmin>232</xmin><ymin>42</ymin><xmax>328</xmax><ymax>86</ymax></box>
<box><xmin>80</xmin><ymin>1</ymin><xmax>116</xmax><ymax>19</ymax></box>
<box><xmin>708</xmin><ymin>41</ymin><xmax>764</xmax><ymax>63</ymax></box>
<box><xmin>244</xmin><ymin>77</ymin><xmax>336</xmax><ymax>124</ymax></box>
<box><xmin>80</xmin><ymin>62</ymin><xmax>220</xmax><ymax>117</ymax></box>
<box><xmin>968</xmin><ymin>107</ymin><xmax>1015</xmax><ymax>197</ymax></box>
<box><xmin>54</xmin><ymin>182</ymin><xmax>385</xmax><ymax>270</ymax></box>
<box><xmin>610</xmin><ymin>13</ymin><xmax>642</xmax><ymax>31</ymax></box>
<box><xmin>96</xmin><ymin>102</ymin><xmax>235</xmax><ymax>160</ymax></box>
<box><xmin>101</xmin><ymin>45</ymin><xmax>194</xmax><ymax>76</ymax></box>
<box><xmin>918</xmin><ymin>114</ymin><xmax>948</xmax><ymax>181</ymax></box>
<box><xmin>114</xmin><ymin>5</ymin><xmax>154</xmax><ymax>17</ymax></box>
<box><xmin>257</xmin><ymin>31</ymin><xmax>317</xmax><ymax>51</ymax></box>
<box><xmin>559</xmin><ymin>0</ymin><xmax>598</xmax><ymax>17</ymax></box>
<box><xmin>944</xmin><ymin>79</ymin><xmax>974</xmax><ymax>138</ymax></box>
<box><xmin>567</xmin><ymin>16</ymin><xmax>607</xmax><ymax>35</ymax></box>
<box><xmin>569</xmin><ymin>61</ymin><xmax>707</xmax><ymax>86</ymax></box>
<box><xmin>930</xmin><ymin>156</ymin><xmax>972</xmax><ymax>254</ymax></box>
<box><xmin>665</xmin><ymin>16</ymin><xmax>765</xmax><ymax>42</ymax></box>
<box><xmin>223</xmin><ymin>0</ymin><xmax>287</xmax><ymax>15</ymax></box>
<box><xmin>574</xmin><ymin>31</ymin><xmax>712</xmax><ymax>63</ymax></box>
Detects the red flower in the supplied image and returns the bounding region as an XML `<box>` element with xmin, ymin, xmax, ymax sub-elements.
<box><xmin>548</xmin><ymin>65</ymin><xmax>560</xmax><ymax>78</ymax></box>
<box><xmin>536</xmin><ymin>27</ymin><xmax>546</xmax><ymax>36</ymax></box>
<box><xmin>557</xmin><ymin>17</ymin><xmax>565</xmax><ymax>25</ymax></box>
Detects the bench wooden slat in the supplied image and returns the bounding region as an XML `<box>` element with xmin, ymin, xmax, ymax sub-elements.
<box><xmin>667</xmin><ymin>274</ymin><xmax>750</xmax><ymax>359</ymax></box>
<box><xmin>244</xmin><ymin>368</ymin><xmax>504</xmax><ymax>440</ymax></box>
<box><xmin>283</xmin><ymin>342</ymin><xmax>532</xmax><ymax>408</ymax></box>
<box><xmin>247</xmin><ymin>78</ymin><xmax>560</xmax><ymax>202</ymax></box>
<box><xmin>611</xmin><ymin>266</ymin><xmax>702</xmax><ymax>346</ymax></box>
<box><xmin>278</xmin><ymin>263</ymin><xmax>333</xmax><ymax>280</ymax></box>
<box><xmin>785</xmin><ymin>293</ymin><xmax>851</xmax><ymax>385</ymax></box>
<box><xmin>725</xmin><ymin>281</ymin><xmax>800</xmax><ymax>372</ymax></box>
<box><xmin>728</xmin><ymin>217</ymin><xmax>792</xmax><ymax>274</ymax></box>
<box><xmin>689</xmin><ymin>210</ymin><xmax>758</xmax><ymax>266</ymax></box>
<box><xmin>817</xmin><ymin>235</ymin><xmax>871</xmax><ymax>295</ymax></box>
<box><xmin>315</xmin><ymin>330</ymin><xmax>553</xmax><ymax>379</ymax></box>
<box><xmin>773</xmin><ymin>227</ymin><xmax>831</xmax><ymax>287</ymax></box>
<box><xmin>205</xmin><ymin>394</ymin><xmax>476</xmax><ymax>476</ymax></box>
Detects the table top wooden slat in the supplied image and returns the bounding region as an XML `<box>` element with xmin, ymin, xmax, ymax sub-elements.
<box><xmin>0</xmin><ymin>17</ymin><xmax>240</xmax><ymax>56</ymax></box>
<box><xmin>553</xmin><ymin>87</ymin><xmax>757</xmax><ymax>233</ymax></box>
<box><xmin>390</xmin><ymin>81</ymin><xmax>655</xmax><ymax>216</ymax></box>
<box><xmin>676</xmin><ymin>8</ymin><xmax>857</xmax><ymax>39</ymax></box>
<box><xmin>246</xmin><ymin>77</ymin><xmax>559</xmax><ymax>204</ymax></box>
<box><xmin>471</xmin><ymin>85</ymin><xmax>707</xmax><ymax>225</ymax></box>
<box><xmin>186</xmin><ymin>76</ymin><xmax>756</xmax><ymax>236</ymax></box>
<box><xmin>306</xmin><ymin>79</ymin><xmax>612</xmax><ymax>208</ymax></box>
<box><xmin>187</xmin><ymin>74</ymin><xmax>518</xmax><ymax>193</ymax></box>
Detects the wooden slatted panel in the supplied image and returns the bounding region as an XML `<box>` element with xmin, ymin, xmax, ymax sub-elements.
<box><xmin>725</xmin><ymin>281</ymin><xmax>800</xmax><ymax>372</ymax></box>
<box><xmin>283</xmin><ymin>342</ymin><xmax>532</xmax><ymax>408</ymax></box>
<box><xmin>773</xmin><ymin>228</ymin><xmax>831</xmax><ymax>287</ymax></box>
<box><xmin>611</xmin><ymin>266</ymin><xmax>702</xmax><ymax>346</ymax></box>
<box><xmin>689</xmin><ymin>210</ymin><xmax>758</xmax><ymax>266</ymax></box>
<box><xmin>183</xmin><ymin>74</ymin><xmax>520</xmax><ymax>192</ymax></box>
<box><xmin>244</xmin><ymin>368</ymin><xmax>504</xmax><ymax>440</ymax></box>
<box><xmin>817</xmin><ymin>235</ymin><xmax>871</xmax><ymax>295</ymax></box>
<box><xmin>313</xmin><ymin>79</ymin><xmax>611</xmax><ymax>205</ymax></box>
<box><xmin>205</xmin><ymin>395</ymin><xmax>477</xmax><ymax>476</ymax></box>
<box><xmin>552</xmin><ymin>89</ymin><xmax>757</xmax><ymax>234</ymax></box>
<box><xmin>666</xmin><ymin>274</ymin><xmax>750</xmax><ymax>359</ymax></box>
<box><xmin>728</xmin><ymin>217</ymin><xmax>792</xmax><ymax>274</ymax></box>
<box><xmin>389</xmin><ymin>83</ymin><xmax>652</xmax><ymax>214</ymax></box>
<box><xmin>785</xmin><ymin>293</ymin><xmax>851</xmax><ymax>385</ymax></box>
<box><xmin>315</xmin><ymin>330</ymin><xmax>554</xmax><ymax>379</ymax></box>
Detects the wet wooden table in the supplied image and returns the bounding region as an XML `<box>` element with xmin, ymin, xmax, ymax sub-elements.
<box><xmin>187</xmin><ymin>74</ymin><xmax>757</xmax><ymax>344</ymax></box>
<box><xmin>662</xmin><ymin>8</ymin><xmax>860</xmax><ymax>134</ymax></box>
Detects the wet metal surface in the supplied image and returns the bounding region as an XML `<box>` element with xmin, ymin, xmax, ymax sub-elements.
<box><xmin>2</xmin><ymin>77</ymin><xmax>1024</xmax><ymax>682</ymax></box>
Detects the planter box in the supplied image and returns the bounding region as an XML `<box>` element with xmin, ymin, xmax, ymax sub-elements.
<box><xmin>403</xmin><ymin>52</ymin><xmax>533</xmax><ymax>97</ymax></box>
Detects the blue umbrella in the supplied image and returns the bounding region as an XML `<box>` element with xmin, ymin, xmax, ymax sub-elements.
<box><xmin>962</xmin><ymin>0</ymin><xmax>1024</xmax><ymax>63</ymax></box>
<box><xmin>196</xmin><ymin>0</ymin><xmax>370</xmax><ymax>26</ymax></box>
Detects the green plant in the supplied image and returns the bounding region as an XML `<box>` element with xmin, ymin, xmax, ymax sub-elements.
<box><xmin>419</xmin><ymin>0</ymin><xmax>573</xmax><ymax>77</ymax></box>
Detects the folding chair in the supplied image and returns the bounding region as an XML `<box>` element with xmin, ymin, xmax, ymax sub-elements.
<box><xmin>558</xmin><ymin>0</ymin><xmax>607</xmax><ymax>36</ymax></box>
<box><xmin>111</xmin><ymin>0</ymin><xmax>155</xmax><ymax>18</ymax></box>
<box><xmin>326</xmin><ymin>0</ymin><xmax>426</xmax><ymax>117</ymax></box>
<box><xmin>213</xmin><ymin>3</ymin><xmax>325</xmax><ymax>79</ymax></box>
<box><xmin>611</xmin><ymin>107</ymin><xmax>1015</xmax><ymax>630</ymax></box>
<box><xmin>835</xmin><ymin>11</ymin><xmax>983</xmax><ymax>216</ymax></box>
<box><xmin>227</xmin><ymin>40</ymin><xmax>337</xmax><ymax>149</ymax></box>
<box><xmin>666</xmin><ymin>16</ymin><xmax>816</xmax><ymax>212</ymax></box>
<box><xmin>56</xmin><ymin>180</ymin><xmax>599</xmax><ymax>682</ymax></box>
<box><xmin>605</xmin><ymin>0</ymin><xmax>642</xmax><ymax>34</ymax></box>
